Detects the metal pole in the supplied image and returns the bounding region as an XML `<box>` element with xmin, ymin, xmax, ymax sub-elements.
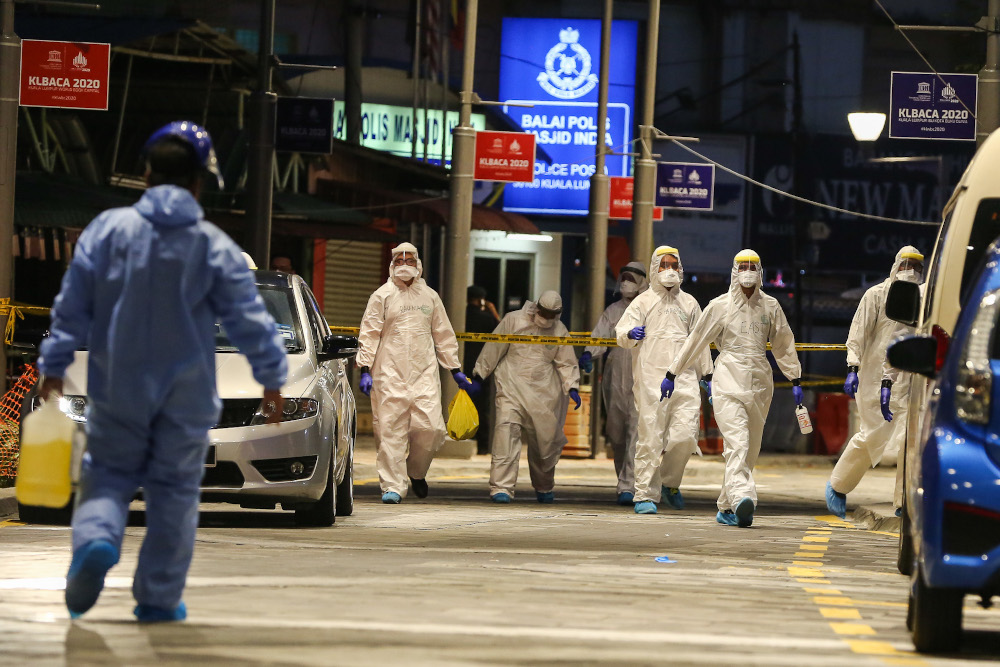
<box><xmin>978</xmin><ymin>0</ymin><xmax>1000</xmax><ymax>145</ymax></box>
<box><xmin>586</xmin><ymin>0</ymin><xmax>613</xmax><ymax>458</ymax></box>
<box><xmin>0</xmin><ymin>0</ymin><xmax>18</xmax><ymax>391</ymax></box>
<box><xmin>791</xmin><ymin>31</ymin><xmax>804</xmax><ymax>346</ymax></box>
<box><xmin>630</xmin><ymin>0</ymin><xmax>659</xmax><ymax>263</ymax></box>
<box><xmin>109</xmin><ymin>53</ymin><xmax>133</xmax><ymax>176</ymax></box>
<box><xmin>345</xmin><ymin>2</ymin><xmax>364</xmax><ymax>146</ymax></box>
<box><xmin>246</xmin><ymin>0</ymin><xmax>277</xmax><ymax>267</ymax></box>
<box><xmin>443</xmin><ymin>0</ymin><xmax>478</xmax><ymax>407</ymax></box>
<box><xmin>440</xmin><ymin>9</ymin><xmax>449</xmax><ymax>166</ymax></box>
<box><xmin>411</xmin><ymin>0</ymin><xmax>422</xmax><ymax>159</ymax></box>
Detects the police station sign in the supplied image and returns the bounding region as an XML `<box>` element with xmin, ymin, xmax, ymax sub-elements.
<box><xmin>19</xmin><ymin>39</ymin><xmax>110</xmax><ymax>111</ymax></box>
<box><xmin>500</xmin><ymin>18</ymin><xmax>637</xmax><ymax>216</ymax></box>
<box><xmin>655</xmin><ymin>163</ymin><xmax>715</xmax><ymax>211</ymax></box>
<box><xmin>889</xmin><ymin>71</ymin><xmax>977</xmax><ymax>141</ymax></box>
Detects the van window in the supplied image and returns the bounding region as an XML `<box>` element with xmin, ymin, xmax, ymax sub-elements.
<box><xmin>922</xmin><ymin>211</ymin><xmax>950</xmax><ymax>324</ymax></box>
<box><xmin>960</xmin><ymin>199</ymin><xmax>1000</xmax><ymax>307</ymax></box>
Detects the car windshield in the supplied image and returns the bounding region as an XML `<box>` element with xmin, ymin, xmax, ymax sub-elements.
<box><xmin>216</xmin><ymin>285</ymin><xmax>303</xmax><ymax>353</ymax></box>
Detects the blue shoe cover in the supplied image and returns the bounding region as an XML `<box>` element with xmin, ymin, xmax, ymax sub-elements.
<box><xmin>661</xmin><ymin>486</ymin><xmax>685</xmax><ymax>510</ymax></box>
<box><xmin>617</xmin><ymin>492</ymin><xmax>634</xmax><ymax>505</ymax></box>
<box><xmin>491</xmin><ymin>493</ymin><xmax>512</xmax><ymax>503</ymax></box>
<box><xmin>894</xmin><ymin>507</ymin><xmax>902</xmax><ymax>518</ymax></box>
<box><xmin>536</xmin><ymin>491</ymin><xmax>555</xmax><ymax>504</ymax></box>
<box><xmin>735</xmin><ymin>497</ymin><xmax>754</xmax><ymax>527</ymax></box>
<box><xmin>381</xmin><ymin>491</ymin><xmax>401</xmax><ymax>504</ymax></box>
<box><xmin>825</xmin><ymin>481</ymin><xmax>846</xmax><ymax>519</ymax></box>
<box><xmin>66</xmin><ymin>540</ymin><xmax>119</xmax><ymax>618</ymax></box>
<box><xmin>634</xmin><ymin>501</ymin><xmax>657</xmax><ymax>514</ymax></box>
<box><xmin>716</xmin><ymin>510</ymin><xmax>738</xmax><ymax>526</ymax></box>
<box><xmin>134</xmin><ymin>601</ymin><xmax>187</xmax><ymax>623</ymax></box>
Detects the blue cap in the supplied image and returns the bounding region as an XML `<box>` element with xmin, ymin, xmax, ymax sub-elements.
<box><xmin>143</xmin><ymin>121</ymin><xmax>224</xmax><ymax>189</ymax></box>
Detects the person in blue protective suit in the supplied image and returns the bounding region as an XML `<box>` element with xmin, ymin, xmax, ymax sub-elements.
<box><xmin>37</xmin><ymin>121</ymin><xmax>289</xmax><ymax>623</ymax></box>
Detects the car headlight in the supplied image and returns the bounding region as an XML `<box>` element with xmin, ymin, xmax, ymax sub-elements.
<box><xmin>58</xmin><ymin>395</ymin><xmax>88</xmax><ymax>423</ymax></box>
<box><xmin>250</xmin><ymin>397</ymin><xmax>319</xmax><ymax>425</ymax></box>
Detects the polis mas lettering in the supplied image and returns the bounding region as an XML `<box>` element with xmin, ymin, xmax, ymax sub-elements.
<box><xmin>520</xmin><ymin>114</ymin><xmax>612</xmax><ymax>146</ymax></box>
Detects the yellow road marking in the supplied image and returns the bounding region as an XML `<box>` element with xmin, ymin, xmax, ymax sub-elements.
<box><xmin>799</xmin><ymin>544</ymin><xmax>828</xmax><ymax>551</ymax></box>
<box><xmin>829</xmin><ymin>622</ymin><xmax>876</xmax><ymax>636</ymax></box>
<box><xmin>804</xmin><ymin>588</ymin><xmax>840</xmax><ymax>594</ymax></box>
<box><xmin>803</xmin><ymin>536</ymin><xmax>830</xmax><ymax>543</ymax></box>
<box><xmin>788</xmin><ymin>567</ymin><xmax>825</xmax><ymax>578</ymax></box>
<box><xmin>796</xmin><ymin>578</ymin><xmax>831</xmax><ymax>584</ymax></box>
<box><xmin>0</xmin><ymin>520</ymin><xmax>24</xmax><ymax>528</ymax></box>
<box><xmin>792</xmin><ymin>560</ymin><xmax>825</xmax><ymax>567</ymax></box>
<box><xmin>853</xmin><ymin>600</ymin><xmax>908</xmax><ymax>609</ymax></box>
<box><xmin>844</xmin><ymin>639</ymin><xmax>905</xmax><ymax>656</ymax></box>
<box><xmin>794</xmin><ymin>552</ymin><xmax>825</xmax><ymax>558</ymax></box>
<box><xmin>820</xmin><ymin>607</ymin><xmax>862</xmax><ymax>619</ymax></box>
<box><xmin>812</xmin><ymin>596</ymin><xmax>853</xmax><ymax>606</ymax></box>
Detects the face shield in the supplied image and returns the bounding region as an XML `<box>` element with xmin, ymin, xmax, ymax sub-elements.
<box><xmin>894</xmin><ymin>251</ymin><xmax>924</xmax><ymax>284</ymax></box>
<box><xmin>389</xmin><ymin>242</ymin><xmax>422</xmax><ymax>281</ymax></box>
<box><xmin>733</xmin><ymin>250</ymin><xmax>762</xmax><ymax>289</ymax></box>
<box><xmin>618</xmin><ymin>261</ymin><xmax>648</xmax><ymax>299</ymax></box>
<box><xmin>534</xmin><ymin>290</ymin><xmax>563</xmax><ymax>328</ymax></box>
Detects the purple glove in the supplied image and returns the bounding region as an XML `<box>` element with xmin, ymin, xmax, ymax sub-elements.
<box><xmin>660</xmin><ymin>375</ymin><xmax>675</xmax><ymax>401</ymax></box>
<box><xmin>627</xmin><ymin>326</ymin><xmax>646</xmax><ymax>341</ymax></box>
<box><xmin>792</xmin><ymin>384</ymin><xmax>804</xmax><ymax>406</ymax></box>
<box><xmin>700</xmin><ymin>379</ymin><xmax>713</xmax><ymax>406</ymax></box>
<box><xmin>881</xmin><ymin>385</ymin><xmax>893</xmax><ymax>422</ymax></box>
<box><xmin>359</xmin><ymin>372</ymin><xmax>373</xmax><ymax>396</ymax></box>
<box><xmin>467</xmin><ymin>377</ymin><xmax>482</xmax><ymax>396</ymax></box>
<box><xmin>844</xmin><ymin>370</ymin><xmax>859</xmax><ymax>398</ymax></box>
<box><xmin>579</xmin><ymin>351</ymin><xmax>593</xmax><ymax>372</ymax></box>
<box><xmin>568</xmin><ymin>388</ymin><xmax>581</xmax><ymax>410</ymax></box>
<box><xmin>452</xmin><ymin>369</ymin><xmax>473</xmax><ymax>390</ymax></box>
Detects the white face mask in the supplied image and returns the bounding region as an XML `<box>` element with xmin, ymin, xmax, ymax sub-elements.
<box><xmin>896</xmin><ymin>269</ymin><xmax>920</xmax><ymax>284</ymax></box>
<box><xmin>620</xmin><ymin>282</ymin><xmax>640</xmax><ymax>298</ymax></box>
<box><xmin>533</xmin><ymin>313</ymin><xmax>556</xmax><ymax>328</ymax></box>
<box><xmin>395</xmin><ymin>265</ymin><xmax>419</xmax><ymax>281</ymax></box>
<box><xmin>737</xmin><ymin>270</ymin><xmax>758</xmax><ymax>287</ymax></box>
<box><xmin>658</xmin><ymin>270</ymin><xmax>680</xmax><ymax>287</ymax></box>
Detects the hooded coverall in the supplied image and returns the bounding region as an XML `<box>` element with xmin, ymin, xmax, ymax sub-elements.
<box><xmin>666</xmin><ymin>250</ymin><xmax>801</xmax><ymax>513</ymax></box>
<box><xmin>356</xmin><ymin>244</ymin><xmax>461</xmax><ymax>497</ymax></box>
<box><xmin>38</xmin><ymin>185</ymin><xmax>288</xmax><ymax>611</ymax></box>
<box><xmin>473</xmin><ymin>300</ymin><xmax>580</xmax><ymax>498</ymax></box>
<box><xmin>616</xmin><ymin>248</ymin><xmax>712</xmax><ymax>504</ymax></box>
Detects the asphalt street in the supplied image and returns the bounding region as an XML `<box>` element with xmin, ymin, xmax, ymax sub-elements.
<box><xmin>1</xmin><ymin>447</ymin><xmax>998</xmax><ymax>665</ymax></box>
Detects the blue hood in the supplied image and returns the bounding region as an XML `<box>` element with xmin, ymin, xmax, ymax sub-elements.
<box><xmin>134</xmin><ymin>185</ymin><xmax>204</xmax><ymax>227</ymax></box>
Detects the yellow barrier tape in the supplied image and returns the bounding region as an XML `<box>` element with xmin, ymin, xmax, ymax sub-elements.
<box><xmin>0</xmin><ymin>300</ymin><xmax>50</xmax><ymax>345</ymax></box>
<box><xmin>330</xmin><ymin>325</ymin><xmax>847</xmax><ymax>352</ymax></box>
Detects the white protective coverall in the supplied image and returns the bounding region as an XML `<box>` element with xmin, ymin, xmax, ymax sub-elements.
<box><xmin>666</xmin><ymin>250</ymin><xmax>801</xmax><ymax>512</ymax></box>
<box><xmin>831</xmin><ymin>246</ymin><xmax>921</xmax><ymax>504</ymax></box>
<box><xmin>473</xmin><ymin>293</ymin><xmax>580</xmax><ymax>497</ymax></box>
<box><xmin>586</xmin><ymin>261</ymin><xmax>649</xmax><ymax>494</ymax></box>
<box><xmin>616</xmin><ymin>247</ymin><xmax>712</xmax><ymax>504</ymax></box>
<box><xmin>356</xmin><ymin>243</ymin><xmax>461</xmax><ymax>496</ymax></box>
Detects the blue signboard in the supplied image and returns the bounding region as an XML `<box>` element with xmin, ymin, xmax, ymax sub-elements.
<box><xmin>655</xmin><ymin>162</ymin><xmax>715</xmax><ymax>210</ymax></box>
<box><xmin>276</xmin><ymin>97</ymin><xmax>334</xmax><ymax>154</ymax></box>
<box><xmin>499</xmin><ymin>18</ymin><xmax>637</xmax><ymax>216</ymax></box>
<box><xmin>889</xmin><ymin>72</ymin><xmax>977</xmax><ymax>141</ymax></box>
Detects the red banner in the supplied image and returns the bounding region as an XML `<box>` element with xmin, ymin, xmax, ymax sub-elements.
<box><xmin>19</xmin><ymin>39</ymin><xmax>111</xmax><ymax>110</ymax></box>
<box><xmin>473</xmin><ymin>131</ymin><xmax>535</xmax><ymax>183</ymax></box>
<box><xmin>609</xmin><ymin>176</ymin><xmax>663</xmax><ymax>220</ymax></box>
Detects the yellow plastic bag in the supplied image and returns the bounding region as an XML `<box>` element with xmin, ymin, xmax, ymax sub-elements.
<box><xmin>447</xmin><ymin>389</ymin><xmax>479</xmax><ymax>441</ymax></box>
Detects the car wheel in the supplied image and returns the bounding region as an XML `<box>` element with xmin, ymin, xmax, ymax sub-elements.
<box><xmin>897</xmin><ymin>503</ymin><xmax>914</xmax><ymax>575</ymax></box>
<box><xmin>294</xmin><ymin>451</ymin><xmax>336</xmax><ymax>527</ymax></box>
<box><xmin>335</xmin><ymin>441</ymin><xmax>354</xmax><ymax>517</ymax></box>
<box><xmin>910</xmin><ymin>561</ymin><xmax>963</xmax><ymax>653</ymax></box>
<box><xmin>18</xmin><ymin>498</ymin><xmax>73</xmax><ymax>525</ymax></box>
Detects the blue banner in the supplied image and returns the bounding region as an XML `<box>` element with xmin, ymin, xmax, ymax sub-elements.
<box><xmin>889</xmin><ymin>72</ymin><xmax>977</xmax><ymax>141</ymax></box>
<box><xmin>499</xmin><ymin>18</ymin><xmax>637</xmax><ymax>216</ymax></box>
<box><xmin>655</xmin><ymin>162</ymin><xmax>715</xmax><ymax>210</ymax></box>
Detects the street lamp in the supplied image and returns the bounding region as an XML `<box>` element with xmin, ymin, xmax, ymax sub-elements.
<box><xmin>847</xmin><ymin>112</ymin><xmax>887</xmax><ymax>142</ymax></box>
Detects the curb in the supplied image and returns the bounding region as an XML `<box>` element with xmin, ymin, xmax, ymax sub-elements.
<box><xmin>853</xmin><ymin>503</ymin><xmax>900</xmax><ymax>533</ymax></box>
<box><xmin>0</xmin><ymin>494</ymin><xmax>17</xmax><ymax>520</ymax></box>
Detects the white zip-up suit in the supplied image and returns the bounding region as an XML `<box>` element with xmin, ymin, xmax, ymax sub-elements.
<box><xmin>831</xmin><ymin>246</ymin><xmax>920</xmax><ymax>506</ymax></box>
<box><xmin>616</xmin><ymin>249</ymin><xmax>711</xmax><ymax>504</ymax></box>
<box><xmin>356</xmin><ymin>246</ymin><xmax>461</xmax><ymax>497</ymax></box>
<box><xmin>585</xmin><ymin>262</ymin><xmax>649</xmax><ymax>495</ymax></box>
<box><xmin>474</xmin><ymin>300</ymin><xmax>580</xmax><ymax>498</ymax></box>
<box><xmin>667</xmin><ymin>250</ymin><xmax>801</xmax><ymax>512</ymax></box>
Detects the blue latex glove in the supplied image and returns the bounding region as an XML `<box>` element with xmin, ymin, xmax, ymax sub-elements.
<box><xmin>660</xmin><ymin>376</ymin><xmax>675</xmax><ymax>401</ymax></box>
<box><xmin>568</xmin><ymin>388</ymin><xmax>581</xmax><ymax>410</ymax></box>
<box><xmin>627</xmin><ymin>326</ymin><xmax>646</xmax><ymax>341</ymax></box>
<box><xmin>359</xmin><ymin>372</ymin><xmax>373</xmax><ymax>396</ymax></box>
<box><xmin>452</xmin><ymin>370</ymin><xmax>473</xmax><ymax>390</ymax></box>
<box><xmin>467</xmin><ymin>377</ymin><xmax>482</xmax><ymax>396</ymax></box>
<box><xmin>881</xmin><ymin>385</ymin><xmax>893</xmax><ymax>422</ymax></box>
<box><xmin>700</xmin><ymin>379</ymin><xmax>713</xmax><ymax>406</ymax></box>
<box><xmin>792</xmin><ymin>384</ymin><xmax>804</xmax><ymax>406</ymax></box>
<box><xmin>844</xmin><ymin>371</ymin><xmax>859</xmax><ymax>398</ymax></box>
<box><xmin>579</xmin><ymin>351</ymin><xmax>593</xmax><ymax>373</ymax></box>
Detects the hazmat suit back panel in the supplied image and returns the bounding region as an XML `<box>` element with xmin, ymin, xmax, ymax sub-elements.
<box><xmin>474</xmin><ymin>302</ymin><xmax>580</xmax><ymax>497</ymax></box>
<box><xmin>356</xmin><ymin>247</ymin><xmax>461</xmax><ymax>496</ymax></box>
<box><xmin>617</xmin><ymin>249</ymin><xmax>711</xmax><ymax>503</ymax></box>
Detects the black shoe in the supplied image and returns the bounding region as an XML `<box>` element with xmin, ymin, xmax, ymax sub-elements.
<box><xmin>410</xmin><ymin>477</ymin><xmax>429</xmax><ymax>498</ymax></box>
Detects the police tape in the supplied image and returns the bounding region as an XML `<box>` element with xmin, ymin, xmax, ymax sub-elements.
<box><xmin>0</xmin><ymin>300</ymin><xmax>50</xmax><ymax>345</ymax></box>
<box><xmin>330</xmin><ymin>325</ymin><xmax>847</xmax><ymax>352</ymax></box>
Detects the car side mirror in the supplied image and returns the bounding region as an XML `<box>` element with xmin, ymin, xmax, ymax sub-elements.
<box><xmin>887</xmin><ymin>335</ymin><xmax>938</xmax><ymax>378</ymax></box>
<box><xmin>885</xmin><ymin>280</ymin><xmax>920</xmax><ymax>326</ymax></box>
<box><xmin>317</xmin><ymin>334</ymin><xmax>358</xmax><ymax>362</ymax></box>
